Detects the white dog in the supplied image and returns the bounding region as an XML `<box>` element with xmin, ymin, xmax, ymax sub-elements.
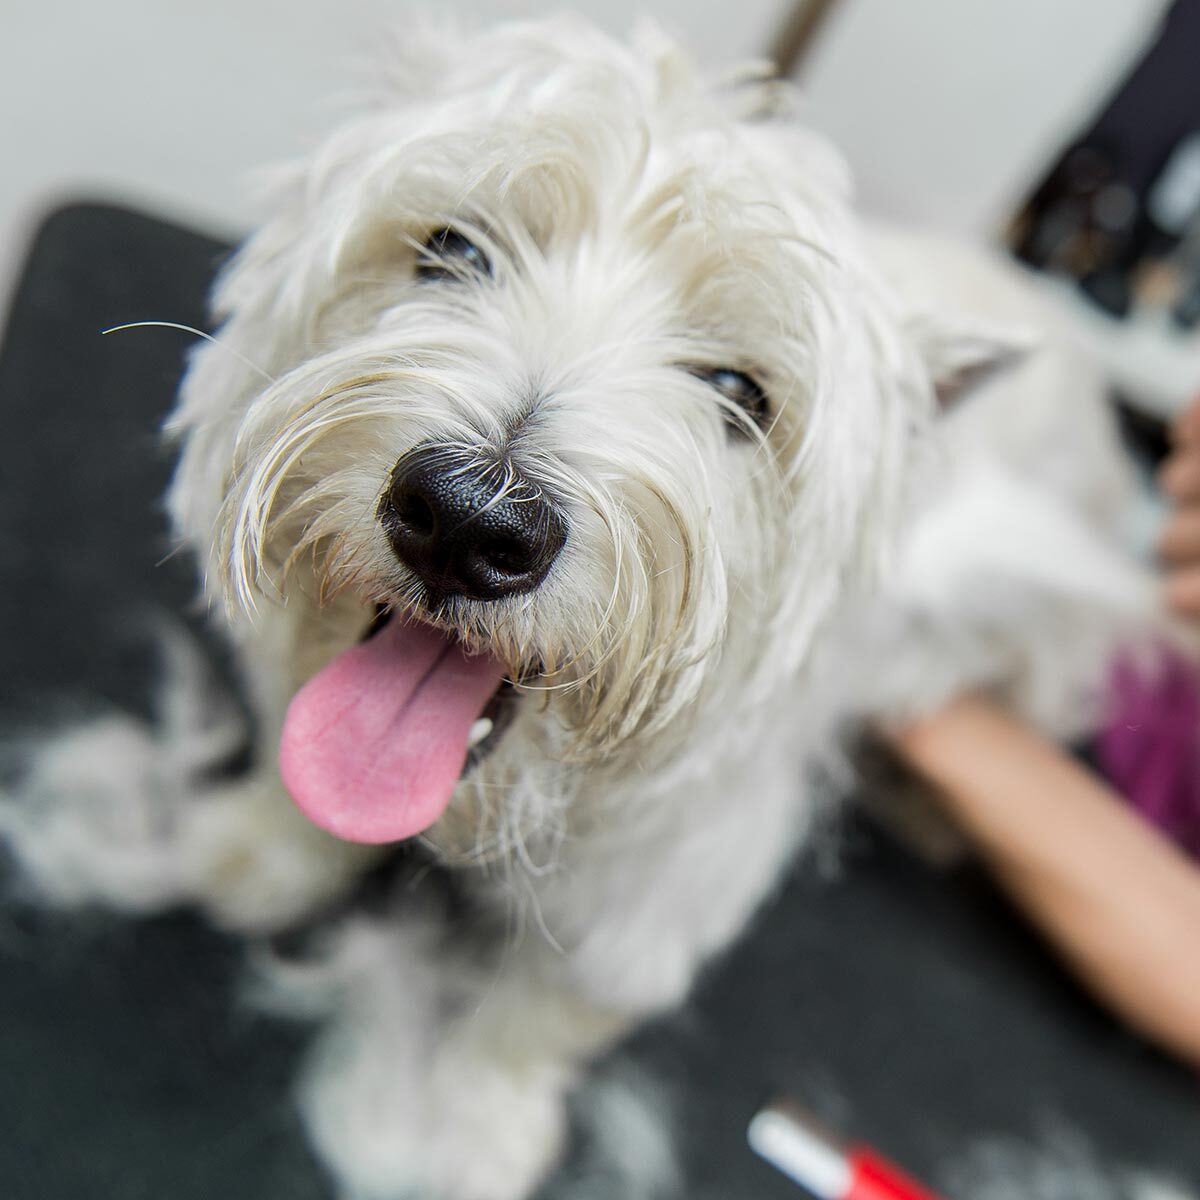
<box><xmin>1</xmin><ymin>17</ymin><xmax>1174</xmax><ymax>1200</ymax></box>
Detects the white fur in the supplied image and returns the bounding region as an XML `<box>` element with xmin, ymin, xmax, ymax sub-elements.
<box><xmin>943</xmin><ymin>1123</ymin><xmax>1198</xmax><ymax>1200</ymax></box>
<box><xmin>1</xmin><ymin>18</ymin><xmax>1184</xmax><ymax>1200</ymax></box>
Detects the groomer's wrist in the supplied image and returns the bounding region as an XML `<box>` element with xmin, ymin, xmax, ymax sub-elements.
<box><xmin>882</xmin><ymin>694</ymin><xmax>994</xmax><ymax>785</ymax></box>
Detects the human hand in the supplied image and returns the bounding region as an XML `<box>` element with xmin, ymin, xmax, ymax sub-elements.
<box><xmin>1158</xmin><ymin>394</ymin><xmax>1200</xmax><ymax>617</ymax></box>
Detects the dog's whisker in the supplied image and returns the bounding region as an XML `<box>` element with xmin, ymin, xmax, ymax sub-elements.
<box><xmin>102</xmin><ymin>321</ymin><xmax>278</xmax><ymax>385</ymax></box>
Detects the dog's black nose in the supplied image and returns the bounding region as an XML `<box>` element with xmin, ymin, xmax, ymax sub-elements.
<box><xmin>380</xmin><ymin>444</ymin><xmax>568</xmax><ymax>601</ymax></box>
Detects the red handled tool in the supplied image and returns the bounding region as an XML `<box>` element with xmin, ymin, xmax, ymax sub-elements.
<box><xmin>748</xmin><ymin>1097</ymin><xmax>944</xmax><ymax>1200</ymax></box>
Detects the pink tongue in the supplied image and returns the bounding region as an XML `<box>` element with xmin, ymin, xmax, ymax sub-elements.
<box><xmin>279</xmin><ymin>619</ymin><xmax>506</xmax><ymax>844</ymax></box>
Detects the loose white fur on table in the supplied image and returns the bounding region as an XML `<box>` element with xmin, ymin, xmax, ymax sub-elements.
<box><xmin>943</xmin><ymin>1122</ymin><xmax>1198</xmax><ymax>1200</ymax></box>
<box><xmin>0</xmin><ymin>17</ymin><xmax>1183</xmax><ymax>1200</ymax></box>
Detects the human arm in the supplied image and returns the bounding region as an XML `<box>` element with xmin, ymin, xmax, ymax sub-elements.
<box><xmin>1160</xmin><ymin>395</ymin><xmax>1200</xmax><ymax>616</ymax></box>
<box><xmin>889</xmin><ymin>695</ymin><xmax>1200</xmax><ymax>1065</ymax></box>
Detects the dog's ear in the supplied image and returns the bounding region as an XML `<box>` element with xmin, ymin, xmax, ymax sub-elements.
<box><xmin>908</xmin><ymin>315</ymin><xmax>1037</xmax><ymax>411</ymax></box>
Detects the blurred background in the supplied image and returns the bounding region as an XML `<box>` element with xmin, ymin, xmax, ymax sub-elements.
<box><xmin>5</xmin><ymin>0</ymin><xmax>1195</xmax><ymax>412</ymax></box>
<box><xmin>0</xmin><ymin>0</ymin><xmax>1166</xmax><ymax>236</ymax></box>
<box><xmin>0</xmin><ymin>10</ymin><xmax>1166</xmax><ymax>269</ymax></box>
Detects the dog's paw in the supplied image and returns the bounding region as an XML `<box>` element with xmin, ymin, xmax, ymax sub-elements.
<box><xmin>424</xmin><ymin>1050</ymin><xmax>567</xmax><ymax>1200</ymax></box>
<box><xmin>361</xmin><ymin>1065</ymin><xmax>565</xmax><ymax>1200</ymax></box>
<box><xmin>0</xmin><ymin>714</ymin><xmax>190</xmax><ymax>913</ymax></box>
<box><xmin>181</xmin><ymin>779</ymin><xmax>378</xmax><ymax>934</ymax></box>
<box><xmin>0</xmin><ymin>717</ymin><xmax>373</xmax><ymax>931</ymax></box>
<box><xmin>303</xmin><ymin>1029</ymin><xmax>568</xmax><ymax>1200</ymax></box>
<box><xmin>0</xmin><ymin>623</ymin><xmax>250</xmax><ymax>915</ymax></box>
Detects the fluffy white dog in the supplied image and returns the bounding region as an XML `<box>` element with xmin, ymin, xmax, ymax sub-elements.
<box><xmin>1</xmin><ymin>17</ymin><xmax>1175</xmax><ymax>1200</ymax></box>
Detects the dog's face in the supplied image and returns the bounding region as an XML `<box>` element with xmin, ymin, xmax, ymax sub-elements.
<box><xmin>169</xmin><ymin>20</ymin><xmax>934</xmax><ymax>854</ymax></box>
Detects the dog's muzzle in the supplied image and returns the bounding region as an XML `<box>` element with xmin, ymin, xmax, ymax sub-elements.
<box><xmin>379</xmin><ymin>443</ymin><xmax>568</xmax><ymax>601</ymax></box>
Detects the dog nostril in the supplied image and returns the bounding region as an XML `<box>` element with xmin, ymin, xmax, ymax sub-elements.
<box><xmin>392</xmin><ymin>488</ymin><xmax>436</xmax><ymax>537</ymax></box>
<box><xmin>481</xmin><ymin>535</ymin><xmax>532</xmax><ymax>575</ymax></box>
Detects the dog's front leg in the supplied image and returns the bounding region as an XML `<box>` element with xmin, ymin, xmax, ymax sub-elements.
<box><xmin>0</xmin><ymin>717</ymin><xmax>377</xmax><ymax>932</ymax></box>
<box><xmin>296</xmin><ymin>757</ymin><xmax>810</xmax><ymax>1200</ymax></box>
<box><xmin>0</xmin><ymin>614</ymin><xmax>379</xmax><ymax>929</ymax></box>
<box><xmin>292</xmin><ymin>913</ymin><xmax>633</xmax><ymax>1200</ymax></box>
<box><xmin>176</xmin><ymin>770</ymin><xmax>382</xmax><ymax>933</ymax></box>
<box><xmin>549</xmin><ymin>761</ymin><xmax>807</xmax><ymax>1021</ymax></box>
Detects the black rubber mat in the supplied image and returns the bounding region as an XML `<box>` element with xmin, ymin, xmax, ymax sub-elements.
<box><xmin>1</xmin><ymin>203</ymin><xmax>1197</xmax><ymax>1200</ymax></box>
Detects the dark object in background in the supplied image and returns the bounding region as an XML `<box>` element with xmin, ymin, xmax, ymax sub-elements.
<box><xmin>768</xmin><ymin>0</ymin><xmax>843</xmax><ymax>76</ymax></box>
<box><xmin>1171</xmin><ymin>222</ymin><xmax>1200</xmax><ymax>330</ymax></box>
<box><xmin>1009</xmin><ymin>0</ymin><xmax>1200</xmax><ymax>322</ymax></box>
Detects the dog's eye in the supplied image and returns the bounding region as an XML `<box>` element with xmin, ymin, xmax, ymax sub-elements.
<box><xmin>691</xmin><ymin>368</ymin><xmax>770</xmax><ymax>435</ymax></box>
<box><xmin>416</xmin><ymin>228</ymin><xmax>491</xmax><ymax>282</ymax></box>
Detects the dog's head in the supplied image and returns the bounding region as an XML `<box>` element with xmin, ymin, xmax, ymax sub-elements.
<box><xmin>169</xmin><ymin>19</ymin><xmax>955</xmax><ymax>853</ymax></box>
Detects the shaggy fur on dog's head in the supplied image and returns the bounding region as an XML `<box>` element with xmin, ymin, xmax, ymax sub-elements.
<box><xmin>167</xmin><ymin>18</ymin><xmax>950</xmax><ymax>861</ymax></box>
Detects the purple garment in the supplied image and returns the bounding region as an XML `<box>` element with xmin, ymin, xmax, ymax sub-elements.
<box><xmin>1097</xmin><ymin>649</ymin><xmax>1200</xmax><ymax>861</ymax></box>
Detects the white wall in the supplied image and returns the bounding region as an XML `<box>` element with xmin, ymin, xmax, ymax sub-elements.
<box><xmin>799</xmin><ymin>0</ymin><xmax>1171</xmax><ymax>236</ymax></box>
<box><xmin>0</xmin><ymin>0</ymin><xmax>789</xmax><ymax>288</ymax></box>
<box><xmin>0</xmin><ymin>1</ymin><xmax>1174</xmax><ymax>302</ymax></box>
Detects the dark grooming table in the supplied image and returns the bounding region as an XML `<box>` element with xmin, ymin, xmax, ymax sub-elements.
<box><xmin>1</xmin><ymin>203</ymin><xmax>1197</xmax><ymax>1200</ymax></box>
